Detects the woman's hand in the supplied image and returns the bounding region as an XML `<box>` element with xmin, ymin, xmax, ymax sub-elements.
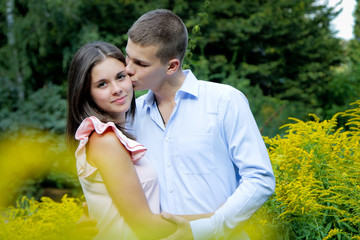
<box><xmin>74</xmin><ymin>202</ymin><xmax>99</xmax><ymax>239</ymax></box>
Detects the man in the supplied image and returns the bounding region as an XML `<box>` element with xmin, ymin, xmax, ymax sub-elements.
<box><xmin>126</xmin><ymin>9</ymin><xmax>275</xmax><ymax>239</ymax></box>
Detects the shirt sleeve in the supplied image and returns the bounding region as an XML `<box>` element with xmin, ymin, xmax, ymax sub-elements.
<box><xmin>190</xmin><ymin>88</ymin><xmax>276</xmax><ymax>240</ymax></box>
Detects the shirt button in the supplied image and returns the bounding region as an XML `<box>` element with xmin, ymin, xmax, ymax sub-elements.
<box><xmin>167</xmin><ymin>162</ymin><xmax>172</xmax><ymax>167</ymax></box>
<box><xmin>169</xmin><ymin>189</ymin><xmax>173</xmax><ymax>193</ymax></box>
<box><xmin>165</xmin><ymin>138</ymin><xmax>169</xmax><ymax>142</ymax></box>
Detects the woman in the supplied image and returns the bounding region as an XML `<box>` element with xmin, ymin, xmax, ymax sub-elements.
<box><xmin>66</xmin><ymin>41</ymin><xmax>211</xmax><ymax>239</ymax></box>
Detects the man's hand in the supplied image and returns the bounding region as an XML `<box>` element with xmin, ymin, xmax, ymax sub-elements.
<box><xmin>160</xmin><ymin>212</ymin><xmax>194</xmax><ymax>240</ymax></box>
<box><xmin>72</xmin><ymin>202</ymin><xmax>99</xmax><ymax>240</ymax></box>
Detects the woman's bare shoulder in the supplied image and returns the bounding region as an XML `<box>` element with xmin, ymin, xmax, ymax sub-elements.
<box><xmin>87</xmin><ymin>128</ymin><xmax>130</xmax><ymax>165</ymax></box>
<box><xmin>89</xmin><ymin>128</ymin><xmax>119</xmax><ymax>146</ymax></box>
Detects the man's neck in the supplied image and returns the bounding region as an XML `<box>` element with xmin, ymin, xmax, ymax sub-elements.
<box><xmin>153</xmin><ymin>70</ymin><xmax>186</xmax><ymax>104</ymax></box>
<box><xmin>152</xmin><ymin>70</ymin><xmax>186</xmax><ymax>125</ymax></box>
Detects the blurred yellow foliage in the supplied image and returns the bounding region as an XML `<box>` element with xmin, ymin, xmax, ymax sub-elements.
<box><xmin>0</xmin><ymin>130</ymin><xmax>78</xmax><ymax>208</ymax></box>
<box><xmin>246</xmin><ymin>100</ymin><xmax>360</xmax><ymax>239</ymax></box>
<box><xmin>0</xmin><ymin>133</ymin><xmax>51</xmax><ymax>208</ymax></box>
<box><xmin>0</xmin><ymin>195</ymin><xmax>83</xmax><ymax>240</ymax></box>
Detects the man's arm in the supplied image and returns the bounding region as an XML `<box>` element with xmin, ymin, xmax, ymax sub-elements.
<box><xmin>164</xmin><ymin>89</ymin><xmax>275</xmax><ymax>240</ymax></box>
<box><xmin>160</xmin><ymin>89</ymin><xmax>275</xmax><ymax>240</ymax></box>
<box><xmin>160</xmin><ymin>213</ymin><xmax>194</xmax><ymax>240</ymax></box>
<box><xmin>189</xmin><ymin>89</ymin><xmax>275</xmax><ymax>239</ymax></box>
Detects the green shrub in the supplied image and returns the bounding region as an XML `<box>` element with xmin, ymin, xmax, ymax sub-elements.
<box><xmin>0</xmin><ymin>83</ymin><xmax>67</xmax><ymax>134</ymax></box>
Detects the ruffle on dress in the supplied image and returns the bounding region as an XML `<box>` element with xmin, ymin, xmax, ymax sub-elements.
<box><xmin>75</xmin><ymin>116</ymin><xmax>146</xmax><ymax>178</ymax></box>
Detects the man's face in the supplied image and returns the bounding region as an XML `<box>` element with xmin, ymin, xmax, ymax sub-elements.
<box><xmin>125</xmin><ymin>39</ymin><xmax>168</xmax><ymax>91</ymax></box>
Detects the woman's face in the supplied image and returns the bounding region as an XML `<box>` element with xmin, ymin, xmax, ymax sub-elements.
<box><xmin>90</xmin><ymin>57</ymin><xmax>133</xmax><ymax>122</ymax></box>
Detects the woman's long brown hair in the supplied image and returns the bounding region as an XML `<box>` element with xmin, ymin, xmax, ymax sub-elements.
<box><xmin>66</xmin><ymin>41</ymin><xmax>136</xmax><ymax>151</ymax></box>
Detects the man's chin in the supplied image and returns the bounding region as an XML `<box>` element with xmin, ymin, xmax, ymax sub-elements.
<box><xmin>133</xmin><ymin>85</ymin><xmax>147</xmax><ymax>92</ymax></box>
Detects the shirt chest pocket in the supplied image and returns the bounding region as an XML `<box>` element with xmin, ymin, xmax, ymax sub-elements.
<box><xmin>175</xmin><ymin>134</ymin><xmax>216</xmax><ymax>175</ymax></box>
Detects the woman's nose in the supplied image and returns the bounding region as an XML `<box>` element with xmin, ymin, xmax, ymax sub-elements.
<box><xmin>111</xmin><ymin>82</ymin><xmax>122</xmax><ymax>95</ymax></box>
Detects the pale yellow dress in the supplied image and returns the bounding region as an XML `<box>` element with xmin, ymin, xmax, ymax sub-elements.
<box><xmin>75</xmin><ymin>116</ymin><xmax>160</xmax><ymax>239</ymax></box>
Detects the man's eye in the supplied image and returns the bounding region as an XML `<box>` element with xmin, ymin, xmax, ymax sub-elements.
<box><xmin>135</xmin><ymin>61</ymin><xmax>147</xmax><ymax>67</ymax></box>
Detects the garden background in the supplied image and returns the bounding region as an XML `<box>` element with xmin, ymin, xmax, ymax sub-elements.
<box><xmin>0</xmin><ymin>0</ymin><xmax>359</xmax><ymax>239</ymax></box>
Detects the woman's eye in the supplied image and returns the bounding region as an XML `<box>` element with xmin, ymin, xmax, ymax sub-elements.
<box><xmin>117</xmin><ymin>73</ymin><xmax>126</xmax><ymax>80</ymax></box>
<box><xmin>97</xmin><ymin>82</ymin><xmax>107</xmax><ymax>88</ymax></box>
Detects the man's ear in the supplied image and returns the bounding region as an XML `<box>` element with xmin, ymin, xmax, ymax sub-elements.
<box><xmin>166</xmin><ymin>59</ymin><xmax>181</xmax><ymax>75</ymax></box>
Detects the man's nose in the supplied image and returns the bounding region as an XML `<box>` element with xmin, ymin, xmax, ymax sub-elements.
<box><xmin>125</xmin><ymin>62</ymin><xmax>134</xmax><ymax>76</ymax></box>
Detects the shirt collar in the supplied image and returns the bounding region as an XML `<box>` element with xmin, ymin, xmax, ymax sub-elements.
<box><xmin>143</xmin><ymin>90</ymin><xmax>155</xmax><ymax>108</ymax></box>
<box><xmin>142</xmin><ymin>69</ymin><xmax>199</xmax><ymax>109</ymax></box>
<box><xmin>177</xmin><ymin>69</ymin><xmax>199</xmax><ymax>98</ymax></box>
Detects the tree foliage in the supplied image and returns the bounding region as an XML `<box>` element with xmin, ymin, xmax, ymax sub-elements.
<box><xmin>320</xmin><ymin>0</ymin><xmax>360</xmax><ymax>120</ymax></box>
<box><xmin>0</xmin><ymin>0</ymin><xmax>357</xmax><ymax>138</ymax></box>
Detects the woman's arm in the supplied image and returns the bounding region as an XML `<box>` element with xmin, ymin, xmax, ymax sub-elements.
<box><xmin>177</xmin><ymin>213</ymin><xmax>213</xmax><ymax>221</ymax></box>
<box><xmin>87</xmin><ymin>129</ymin><xmax>176</xmax><ymax>239</ymax></box>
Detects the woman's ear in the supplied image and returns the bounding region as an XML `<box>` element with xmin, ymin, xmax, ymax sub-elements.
<box><xmin>166</xmin><ymin>59</ymin><xmax>181</xmax><ymax>75</ymax></box>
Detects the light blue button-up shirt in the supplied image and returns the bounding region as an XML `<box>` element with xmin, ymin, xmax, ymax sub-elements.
<box><xmin>132</xmin><ymin>70</ymin><xmax>275</xmax><ymax>239</ymax></box>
